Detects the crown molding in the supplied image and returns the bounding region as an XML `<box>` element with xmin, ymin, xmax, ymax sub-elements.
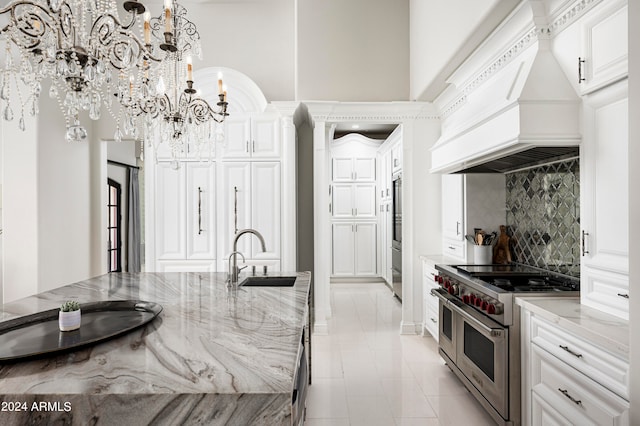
<box><xmin>303</xmin><ymin>101</ymin><xmax>439</xmax><ymax>124</ymax></box>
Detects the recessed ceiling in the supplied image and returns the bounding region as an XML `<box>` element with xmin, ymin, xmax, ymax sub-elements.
<box><xmin>333</xmin><ymin>122</ymin><xmax>398</xmax><ymax>140</ymax></box>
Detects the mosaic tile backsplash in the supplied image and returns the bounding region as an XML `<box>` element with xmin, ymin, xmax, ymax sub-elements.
<box><xmin>505</xmin><ymin>159</ymin><xmax>580</xmax><ymax>277</ymax></box>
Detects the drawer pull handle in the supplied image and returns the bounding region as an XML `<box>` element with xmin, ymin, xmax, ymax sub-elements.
<box><xmin>618</xmin><ymin>293</ymin><xmax>629</xmax><ymax>299</ymax></box>
<box><xmin>559</xmin><ymin>345</ymin><xmax>583</xmax><ymax>358</ymax></box>
<box><xmin>448</xmin><ymin>246</ymin><xmax>455</xmax><ymax>250</ymax></box>
<box><xmin>558</xmin><ymin>388</ymin><xmax>582</xmax><ymax>406</ymax></box>
<box><xmin>429</xmin><ymin>273</ymin><xmax>436</xmax><ymax>277</ymax></box>
<box><xmin>430</xmin><ymin>318</ymin><xmax>437</xmax><ymax>324</ymax></box>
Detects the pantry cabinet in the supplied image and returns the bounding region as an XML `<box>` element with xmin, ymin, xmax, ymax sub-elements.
<box><xmin>221</xmin><ymin>114</ymin><xmax>281</xmax><ymax>159</ymax></box>
<box><xmin>331</xmin><ymin>183</ymin><xmax>376</xmax><ymax>219</ymax></box>
<box><xmin>332</xmin><ymin>157</ymin><xmax>376</xmax><ymax>182</ymax></box>
<box><xmin>580</xmin><ymin>79</ymin><xmax>629</xmax><ymax>319</ymax></box>
<box><xmin>332</xmin><ymin>222</ymin><xmax>377</xmax><ymax>277</ymax></box>
<box><xmin>219</xmin><ymin>161</ymin><xmax>281</xmax><ymax>268</ymax></box>
<box><xmin>154</xmin><ymin>162</ymin><xmax>216</xmax><ymax>271</ymax></box>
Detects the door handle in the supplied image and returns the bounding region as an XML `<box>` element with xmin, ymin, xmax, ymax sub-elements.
<box><xmin>581</xmin><ymin>230</ymin><xmax>589</xmax><ymax>256</ymax></box>
<box><xmin>197</xmin><ymin>187</ymin><xmax>203</xmax><ymax>235</ymax></box>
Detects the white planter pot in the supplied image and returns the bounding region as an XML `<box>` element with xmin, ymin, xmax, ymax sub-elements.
<box><xmin>59</xmin><ymin>309</ymin><xmax>81</xmax><ymax>332</ymax></box>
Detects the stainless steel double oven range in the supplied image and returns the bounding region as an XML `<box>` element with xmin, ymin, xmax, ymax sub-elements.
<box><xmin>432</xmin><ymin>264</ymin><xmax>579</xmax><ymax>425</ymax></box>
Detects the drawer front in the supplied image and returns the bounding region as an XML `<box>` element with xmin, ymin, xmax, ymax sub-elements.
<box><xmin>531</xmin><ymin>344</ymin><xmax>629</xmax><ymax>426</ymax></box>
<box><xmin>442</xmin><ymin>240</ymin><xmax>465</xmax><ymax>260</ymax></box>
<box><xmin>531</xmin><ymin>315</ymin><xmax>629</xmax><ymax>400</ymax></box>
<box><xmin>581</xmin><ymin>266</ymin><xmax>628</xmax><ymax>320</ymax></box>
<box><xmin>531</xmin><ymin>389</ymin><xmax>591</xmax><ymax>426</ymax></box>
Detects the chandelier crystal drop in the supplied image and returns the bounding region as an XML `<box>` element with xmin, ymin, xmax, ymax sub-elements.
<box><xmin>0</xmin><ymin>0</ymin><xmax>161</xmax><ymax>141</ymax></box>
<box><xmin>119</xmin><ymin>0</ymin><xmax>229</xmax><ymax>162</ymax></box>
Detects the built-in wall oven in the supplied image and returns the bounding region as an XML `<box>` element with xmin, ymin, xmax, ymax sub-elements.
<box><xmin>432</xmin><ymin>264</ymin><xmax>579</xmax><ymax>425</ymax></box>
<box><xmin>391</xmin><ymin>173</ymin><xmax>402</xmax><ymax>300</ymax></box>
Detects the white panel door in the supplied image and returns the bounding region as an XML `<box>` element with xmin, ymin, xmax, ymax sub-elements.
<box><xmin>251</xmin><ymin>116</ymin><xmax>281</xmax><ymax>158</ymax></box>
<box><xmin>251</xmin><ymin>162</ymin><xmax>281</xmax><ymax>258</ymax></box>
<box><xmin>354</xmin><ymin>157</ymin><xmax>375</xmax><ymax>181</ymax></box>
<box><xmin>332</xmin><ymin>184</ymin><xmax>353</xmax><ymax>218</ymax></box>
<box><xmin>155</xmin><ymin>163</ymin><xmax>186</xmax><ymax>260</ymax></box>
<box><xmin>222</xmin><ymin>116</ymin><xmax>251</xmax><ymax>158</ymax></box>
<box><xmin>332</xmin><ymin>158</ymin><xmax>353</xmax><ymax>181</ymax></box>
<box><xmin>186</xmin><ymin>163</ymin><xmax>215</xmax><ymax>260</ymax></box>
<box><xmin>354</xmin><ymin>184</ymin><xmax>376</xmax><ymax>219</ymax></box>
<box><xmin>220</xmin><ymin>162</ymin><xmax>251</xmax><ymax>259</ymax></box>
<box><xmin>332</xmin><ymin>223</ymin><xmax>355</xmax><ymax>276</ymax></box>
<box><xmin>355</xmin><ymin>222</ymin><xmax>377</xmax><ymax>276</ymax></box>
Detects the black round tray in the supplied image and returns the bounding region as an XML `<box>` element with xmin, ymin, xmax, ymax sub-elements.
<box><xmin>0</xmin><ymin>300</ymin><xmax>162</xmax><ymax>362</ymax></box>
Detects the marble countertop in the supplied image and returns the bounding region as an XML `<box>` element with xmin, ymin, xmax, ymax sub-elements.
<box><xmin>419</xmin><ymin>254</ymin><xmax>463</xmax><ymax>267</ymax></box>
<box><xmin>516</xmin><ymin>296</ymin><xmax>629</xmax><ymax>358</ymax></box>
<box><xmin>0</xmin><ymin>272</ymin><xmax>311</xmax><ymax>425</ymax></box>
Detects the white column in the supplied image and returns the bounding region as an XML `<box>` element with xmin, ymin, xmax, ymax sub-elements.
<box><xmin>313</xmin><ymin>120</ymin><xmax>331</xmax><ymax>334</ymax></box>
<box><xmin>280</xmin><ymin>114</ymin><xmax>297</xmax><ymax>272</ymax></box>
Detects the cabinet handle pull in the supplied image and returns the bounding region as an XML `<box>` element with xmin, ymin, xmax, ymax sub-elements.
<box><xmin>558</xmin><ymin>388</ymin><xmax>582</xmax><ymax>406</ymax></box>
<box><xmin>198</xmin><ymin>187</ymin><xmax>203</xmax><ymax>235</ymax></box>
<box><xmin>430</xmin><ymin>318</ymin><xmax>437</xmax><ymax>323</ymax></box>
<box><xmin>456</xmin><ymin>221</ymin><xmax>461</xmax><ymax>235</ymax></box>
<box><xmin>429</xmin><ymin>272</ymin><xmax>436</xmax><ymax>277</ymax></box>
<box><xmin>252</xmin><ymin>140</ymin><xmax>255</xmax><ymax>153</ymax></box>
<box><xmin>581</xmin><ymin>230</ymin><xmax>589</xmax><ymax>256</ymax></box>
<box><xmin>448</xmin><ymin>246</ymin><xmax>455</xmax><ymax>250</ymax></box>
<box><xmin>355</xmin><ymin>224</ymin><xmax>358</xmax><ymax>232</ymax></box>
<box><xmin>577</xmin><ymin>57</ymin><xmax>586</xmax><ymax>84</ymax></box>
<box><xmin>618</xmin><ymin>293</ymin><xmax>629</xmax><ymax>299</ymax></box>
<box><xmin>246</xmin><ymin>141</ymin><xmax>249</xmax><ymax>153</ymax></box>
<box><xmin>559</xmin><ymin>345</ymin><xmax>583</xmax><ymax>358</ymax></box>
<box><xmin>233</xmin><ymin>186</ymin><xmax>239</xmax><ymax>234</ymax></box>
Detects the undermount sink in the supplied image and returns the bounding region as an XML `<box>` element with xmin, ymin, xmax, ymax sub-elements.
<box><xmin>240</xmin><ymin>276</ymin><xmax>297</xmax><ymax>287</ymax></box>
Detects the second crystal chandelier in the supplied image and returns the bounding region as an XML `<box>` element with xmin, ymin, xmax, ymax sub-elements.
<box><xmin>122</xmin><ymin>0</ymin><xmax>229</xmax><ymax>161</ymax></box>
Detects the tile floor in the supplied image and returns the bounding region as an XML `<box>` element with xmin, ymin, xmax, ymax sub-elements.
<box><xmin>305</xmin><ymin>282</ymin><xmax>496</xmax><ymax>426</ymax></box>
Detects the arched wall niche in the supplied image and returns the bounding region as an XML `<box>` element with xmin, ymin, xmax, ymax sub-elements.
<box><xmin>194</xmin><ymin>67</ymin><xmax>268</xmax><ymax>114</ymax></box>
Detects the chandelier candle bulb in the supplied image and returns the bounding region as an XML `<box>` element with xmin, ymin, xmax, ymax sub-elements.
<box><xmin>144</xmin><ymin>12</ymin><xmax>151</xmax><ymax>45</ymax></box>
<box><xmin>217</xmin><ymin>72</ymin><xmax>223</xmax><ymax>94</ymax></box>
<box><xmin>187</xmin><ymin>56</ymin><xmax>193</xmax><ymax>81</ymax></box>
<box><xmin>164</xmin><ymin>0</ymin><xmax>172</xmax><ymax>33</ymax></box>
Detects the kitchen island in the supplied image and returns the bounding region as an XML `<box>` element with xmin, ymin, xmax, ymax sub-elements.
<box><xmin>0</xmin><ymin>272</ymin><xmax>311</xmax><ymax>425</ymax></box>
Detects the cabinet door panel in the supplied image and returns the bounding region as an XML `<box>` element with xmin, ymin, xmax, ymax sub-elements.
<box><xmin>222</xmin><ymin>116</ymin><xmax>251</xmax><ymax>158</ymax></box>
<box><xmin>332</xmin><ymin>223</ymin><xmax>355</xmax><ymax>276</ymax></box>
<box><xmin>442</xmin><ymin>174</ymin><xmax>464</xmax><ymax>241</ymax></box>
<box><xmin>252</xmin><ymin>116</ymin><xmax>281</xmax><ymax>158</ymax></box>
<box><xmin>220</xmin><ymin>162</ymin><xmax>251</xmax><ymax>257</ymax></box>
<box><xmin>155</xmin><ymin>163</ymin><xmax>186</xmax><ymax>259</ymax></box>
<box><xmin>354</xmin><ymin>157</ymin><xmax>375</xmax><ymax>181</ymax></box>
<box><xmin>251</xmin><ymin>162</ymin><xmax>281</xmax><ymax>258</ymax></box>
<box><xmin>355</xmin><ymin>223</ymin><xmax>377</xmax><ymax>276</ymax></box>
<box><xmin>332</xmin><ymin>184</ymin><xmax>353</xmax><ymax>218</ymax></box>
<box><xmin>332</xmin><ymin>158</ymin><xmax>353</xmax><ymax>181</ymax></box>
<box><xmin>186</xmin><ymin>163</ymin><xmax>215</xmax><ymax>259</ymax></box>
<box><xmin>354</xmin><ymin>184</ymin><xmax>376</xmax><ymax>218</ymax></box>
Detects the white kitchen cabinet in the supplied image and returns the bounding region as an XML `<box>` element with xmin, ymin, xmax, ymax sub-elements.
<box><xmin>154</xmin><ymin>162</ymin><xmax>216</xmax><ymax>267</ymax></box>
<box><xmin>332</xmin><ymin>157</ymin><xmax>376</xmax><ymax>182</ymax></box>
<box><xmin>221</xmin><ymin>114</ymin><xmax>281</xmax><ymax>159</ymax></box>
<box><xmin>422</xmin><ymin>260</ymin><xmax>439</xmax><ymax>341</ymax></box>
<box><xmin>442</xmin><ymin>174</ymin><xmax>464</xmax><ymax>241</ymax></box>
<box><xmin>391</xmin><ymin>143</ymin><xmax>402</xmax><ymax>174</ymax></box>
<box><xmin>580</xmin><ymin>79</ymin><xmax>628</xmax><ymax>319</ymax></box>
<box><xmin>578</xmin><ymin>1</ymin><xmax>628</xmax><ymax>95</ymax></box>
<box><xmin>219</xmin><ymin>161</ymin><xmax>281</xmax><ymax>268</ymax></box>
<box><xmin>521</xmin><ymin>303</ymin><xmax>630</xmax><ymax>426</ymax></box>
<box><xmin>378</xmin><ymin>201</ymin><xmax>392</xmax><ymax>285</ymax></box>
<box><xmin>331</xmin><ymin>183</ymin><xmax>376</xmax><ymax>219</ymax></box>
<box><xmin>378</xmin><ymin>150</ymin><xmax>391</xmax><ymax>202</ymax></box>
<box><xmin>332</xmin><ymin>222</ymin><xmax>377</xmax><ymax>277</ymax></box>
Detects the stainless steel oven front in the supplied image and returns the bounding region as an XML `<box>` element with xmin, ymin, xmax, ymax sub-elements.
<box><xmin>433</xmin><ymin>288</ymin><xmax>509</xmax><ymax>420</ymax></box>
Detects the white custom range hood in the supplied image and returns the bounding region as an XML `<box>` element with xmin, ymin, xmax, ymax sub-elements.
<box><xmin>431</xmin><ymin>39</ymin><xmax>581</xmax><ymax>174</ymax></box>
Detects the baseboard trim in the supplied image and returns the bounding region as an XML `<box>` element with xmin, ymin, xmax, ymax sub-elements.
<box><xmin>400</xmin><ymin>321</ymin><xmax>418</xmax><ymax>335</ymax></box>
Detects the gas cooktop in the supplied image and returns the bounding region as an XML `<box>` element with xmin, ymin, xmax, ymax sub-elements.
<box><xmin>453</xmin><ymin>263</ymin><xmax>579</xmax><ymax>292</ymax></box>
<box><xmin>455</xmin><ymin>264</ymin><xmax>547</xmax><ymax>276</ymax></box>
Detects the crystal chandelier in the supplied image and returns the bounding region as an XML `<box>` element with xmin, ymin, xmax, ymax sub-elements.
<box><xmin>122</xmin><ymin>0</ymin><xmax>228</xmax><ymax>162</ymax></box>
<box><xmin>0</xmin><ymin>0</ymin><xmax>160</xmax><ymax>142</ymax></box>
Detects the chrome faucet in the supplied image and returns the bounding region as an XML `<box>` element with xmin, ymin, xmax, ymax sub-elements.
<box><xmin>229</xmin><ymin>228</ymin><xmax>268</xmax><ymax>285</ymax></box>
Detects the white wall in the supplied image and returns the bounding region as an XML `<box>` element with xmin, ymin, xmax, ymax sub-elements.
<box><xmin>409</xmin><ymin>0</ymin><xmax>517</xmax><ymax>101</ymax></box>
<box><xmin>296</xmin><ymin>0</ymin><xmax>409</xmax><ymax>101</ymax></box>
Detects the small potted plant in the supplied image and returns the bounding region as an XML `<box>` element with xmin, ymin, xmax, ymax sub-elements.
<box><xmin>58</xmin><ymin>301</ymin><xmax>81</xmax><ymax>332</ymax></box>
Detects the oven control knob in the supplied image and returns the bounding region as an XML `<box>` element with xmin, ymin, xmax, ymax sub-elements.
<box><xmin>444</xmin><ymin>280</ymin><xmax>451</xmax><ymax>289</ymax></box>
<box><xmin>438</xmin><ymin>276</ymin><xmax>444</xmax><ymax>284</ymax></box>
<box><xmin>448</xmin><ymin>284</ymin><xmax>458</xmax><ymax>295</ymax></box>
<box><xmin>481</xmin><ymin>300</ymin><xmax>489</xmax><ymax>310</ymax></box>
<box><xmin>462</xmin><ymin>294</ymin><xmax>470</xmax><ymax>304</ymax></box>
<box><xmin>475</xmin><ymin>297</ymin><xmax>483</xmax><ymax>308</ymax></box>
<box><xmin>487</xmin><ymin>303</ymin><xmax>496</xmax><ymax>314</ymax></box>
<box><xmin>490</xmin><ymin>303</ymin><xmax>503</xmax><ymax>315</ymax></box>
<box><xmin>434</xmin><ymin>275</ymin><xmax>439</xmax><ymax>282</ymax></box>
<box><xmin>469</xmin><ymin>294</ymin><xmax>476</xmax><ymax>305</ymax></box>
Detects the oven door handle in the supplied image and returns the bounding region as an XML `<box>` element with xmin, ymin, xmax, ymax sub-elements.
<box><xmin>449</xmin><ymin>299</ymin><xmax>505</xmax><ymax>337</ymax></box>
<box><xmin>431</xmin><ymin>288</ymin><xmax>504</xmax><ymax>336</ymax></box>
